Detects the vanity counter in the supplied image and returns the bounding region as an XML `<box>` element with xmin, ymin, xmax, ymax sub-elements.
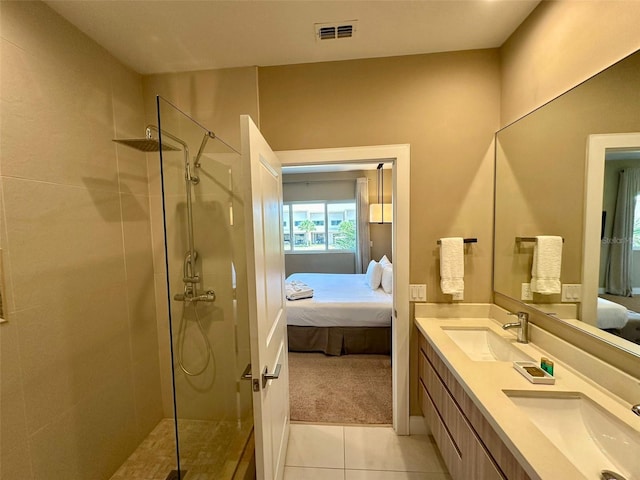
<box><xmin>415</xmin><ymin>313</ymin><xmax>639</xmax><ymax>480</ymax></box>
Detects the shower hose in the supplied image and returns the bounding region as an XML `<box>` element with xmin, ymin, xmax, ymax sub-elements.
<box><xmin>177</xmin><ymin>301</ymin><xmax>215</xmax><ymax>377</ymax></box>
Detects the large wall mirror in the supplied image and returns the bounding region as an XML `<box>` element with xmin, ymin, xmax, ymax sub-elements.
<box><xmin>494</xmin><ymin>49</ymin><xmax>640</xmax><ymax>359</ymax></box>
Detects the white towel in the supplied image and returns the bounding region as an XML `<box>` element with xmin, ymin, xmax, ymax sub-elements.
<box><xmin>530</xmin><ymin>236</ymin><xmax>562</xmax><ymax>295</ymax></box>
<box><xmin>439</xmin><ymin>237</ymin><xmax>464</xmax><ymax>295</ymax></box>
<box><xmin>285</xmin><ymin>280</ymin><xmax>314</xmax><ymax>301</ymax></box>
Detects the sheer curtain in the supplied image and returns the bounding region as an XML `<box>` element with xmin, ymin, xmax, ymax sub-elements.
<box><xmin>355</xmin><ymin>177</ymin><xmax>371</xmax><ymax>273</ymax></box>
<box><xmin>606</xmin><ymin>168</ymin><xmax>640</xmax><ymax>296</ymax></box>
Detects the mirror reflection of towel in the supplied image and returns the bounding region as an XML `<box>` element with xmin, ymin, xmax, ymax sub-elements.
<box><xmin>531</xmin><ymin>236</ymin><xmax>562</xmax><ymax>295</ymax></box>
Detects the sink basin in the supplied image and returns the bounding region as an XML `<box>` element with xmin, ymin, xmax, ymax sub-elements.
<box><xmin>505</xmin><ymin>391</ymin><xmax>640</xmax><ymax>480</ymax></box>
<box><xmin>441</xmin><ymin>327</ymin><xmax>532</xmax><ymax>362</ymax></box>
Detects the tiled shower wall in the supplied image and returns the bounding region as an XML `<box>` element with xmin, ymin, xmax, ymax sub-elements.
<box><xmin>0</xmin><ymin>2</ymin><xmax>163</xmax><ymax>478</ymax></box>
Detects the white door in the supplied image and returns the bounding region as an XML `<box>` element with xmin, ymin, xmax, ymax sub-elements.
<box><xmin>241</xmin><ymin>115</ymin><xmax>289</xmax><ymax>480</ymax></box>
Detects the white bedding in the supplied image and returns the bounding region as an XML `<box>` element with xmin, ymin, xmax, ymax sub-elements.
<box><xmin>285</xmin><ymin>273</ymin><xmax>393</xmax><ymax>328</ymax></box>
<box><xmin>597</xmin><ymin>297</ymin><xmax>630</xmax><ymax>330</ymax></box>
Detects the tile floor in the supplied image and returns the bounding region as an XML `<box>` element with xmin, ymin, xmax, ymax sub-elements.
<box><xmin>284</xmin><ymin>424</ymin><xmax>452</xmax><ymax>480</ymax></box>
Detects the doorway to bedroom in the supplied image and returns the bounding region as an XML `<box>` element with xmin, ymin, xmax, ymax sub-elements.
<box><xmin>277</xmin><ymin>145</ymin><xmax>410</xmax><ymax>433</ymax></box>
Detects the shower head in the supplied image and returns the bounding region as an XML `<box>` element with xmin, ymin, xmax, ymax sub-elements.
<box><xmin>112</xmin><ymin>138</ymin><xmax>180</xmax><ymax>152</ymax></box>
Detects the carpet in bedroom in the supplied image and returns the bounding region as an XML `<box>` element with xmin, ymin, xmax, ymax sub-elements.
<box><xmin>288</xmin><ymin>352</ymin><xmax>392</xmax><ymax>425</ymax></box>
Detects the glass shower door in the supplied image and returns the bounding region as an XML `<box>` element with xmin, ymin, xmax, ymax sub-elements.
<box><xmin>156</xmin><ymin>96</ymin><xmax>253</xmax><ymax>479</ymax></box>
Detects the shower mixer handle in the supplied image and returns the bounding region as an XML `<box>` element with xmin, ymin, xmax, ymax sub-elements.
<box><xmin>197</xmin><ymin>290</ymin><xmax>216</xmax><ymax>303</ymax></box>
<box><xmin>173</xmin><ymin>290</ymin><xmax>216</xmax><ymax>303</ymax></box>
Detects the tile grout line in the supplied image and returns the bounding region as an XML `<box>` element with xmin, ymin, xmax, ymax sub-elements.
<box><xmin>342</xmin><ymin>425</ymin><xmax>346</xmax><ymax>475</ymax></box>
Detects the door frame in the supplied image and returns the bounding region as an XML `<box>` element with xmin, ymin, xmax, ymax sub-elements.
<box><xmin>276</xmin><ymin>144</ymin><xmax>411</xmax><ymax>435</ymax></box>
<box><xmin>582</xmin><ymin>132</ymin><xmax>640</xmax><ymax>323</ymax></box>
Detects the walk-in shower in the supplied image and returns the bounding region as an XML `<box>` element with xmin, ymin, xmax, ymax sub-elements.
<box><xmin>110</xmin><ymin>97</ymin><xmax>252</xmax><ymax>480</ymax></box>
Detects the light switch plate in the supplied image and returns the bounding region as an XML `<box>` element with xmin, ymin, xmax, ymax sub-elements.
<box><xmin>521</xmin><ymin>283</ymin><xmax>533</xmax><ymax>301</ymax></box>
<box><xmin>409</xmin><ymin>284</ymin><xmax>427</xmax><ymax>302</ymax></box>
<box><xmin>561</xmin><ymin>284</ymin><xmax>582</xmax><ymax>302</ymax></box>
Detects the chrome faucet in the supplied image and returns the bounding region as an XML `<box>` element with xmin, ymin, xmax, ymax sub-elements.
<box><xmin>503</xmin><ymin>311</ymin><xmax>529</xmax><ymax>343</ymax></box>
<box><xmin>632</xmin><ymin>404</ymin><xmax>640</xmax><ymax>416</ymax></box>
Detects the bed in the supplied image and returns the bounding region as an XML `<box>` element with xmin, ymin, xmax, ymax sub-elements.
<box><xmin>285</xmin><ymin>272</ymin><xmax>393</xmax><ymax>355</ymax></box>
<box><xmin>597</xmin><ymin>297</ymin><xmax>630</xmax><ymax>330</ymax></box>
<box><xmin>597</xmin><ymin>297</ymin><xmax>640</xmax><ymax>343</ymax></box>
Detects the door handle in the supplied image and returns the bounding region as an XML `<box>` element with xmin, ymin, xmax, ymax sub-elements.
<box><xmin>241</xmin><ymin>363</ymin><xmax>252</xmax><ymax>381</ymax></box>
<box><xmin>261</xmin><ymin>364</ymin><xmax>282</xmax><ymax>388</ymax></box>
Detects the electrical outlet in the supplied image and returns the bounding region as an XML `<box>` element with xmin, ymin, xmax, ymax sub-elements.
<box><xmin>452</xmin><ymin>291</ymin><xmax>463</xmax><ymax>301</ymax></box>
<box><xmin>561</xmin><ymin>284</ymin><xmax>582</xmax><ymax>302</ymax></box>
<box><xmin>409</xmin><ymin>284</ymin><xmax>427</xmax><ymax>302</ymax></box>
<box><xmin>521</xmin><ymin>283</ymin><xmax>533</xmax><ymax>301</ymax></box>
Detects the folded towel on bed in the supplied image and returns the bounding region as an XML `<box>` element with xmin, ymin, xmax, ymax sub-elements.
<box><xmin>286</xmin><ymin>280</ymin><xmax>314</xmax><ymax>301</ymax></box>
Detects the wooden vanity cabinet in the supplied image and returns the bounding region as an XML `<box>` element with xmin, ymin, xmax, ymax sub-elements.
<box><xmin>418</xmin><ymin>333</ymin><xmax>531</xmax><ymax>480</ymax></box>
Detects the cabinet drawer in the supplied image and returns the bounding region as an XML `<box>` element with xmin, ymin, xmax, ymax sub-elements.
<box><xmin>419</xmin><ymin>350</ymin><xmax>466</xmax><ymax>451</ymax></box>
<box><xmin>473</xmin><ymin>438</ymin><xmax>507</xmax><ymax>480</ymax></box>
<box><xmin>419</xmin><ymin>380</ymin><xmax>462</xmax><ymax>479</ymax></box>
<box><xmin>417</xmin><ymin>329</ymin><xmax>531</xmax><ymax>480</ymax></box>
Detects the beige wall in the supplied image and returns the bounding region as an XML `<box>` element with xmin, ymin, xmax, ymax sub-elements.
<box><xmin>501</xmin><ymin>0</ymin><xmax>640</xmax><ymax>126</ymax></box>
<box><xmin>0</xmin><ymin>2</ymin><xmax>161</xmax><ymax>479</ymax></box>
<box><xmin>142</xmin><ymin>69</ymin><xmax>259</xmax><ymax>419</ymax></box>
<box><xmin>259</xmin><ymin>51</ymin><xmax>499</xmax><ymax>417</ymax></box>
<box><xmin>259</xmin><ymin>50</ymin><xmax>499</xmax><ymax>305</ymax></box>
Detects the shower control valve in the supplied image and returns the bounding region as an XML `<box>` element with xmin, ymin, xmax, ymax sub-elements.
<box><xmin>173</xmin><ymin>290</ymin><xmax>215</xmax><ymax>303</ymax></box>
<box><xmin>197</xmin><ymin>290</ymin><xmax>216</xmax><ymax>303</ymax></box>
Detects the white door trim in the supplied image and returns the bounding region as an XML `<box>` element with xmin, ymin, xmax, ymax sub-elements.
<box><xmin>276</xmin><ymin>144</ymin><xmax>411</xmax><ymax>435</ymax></box>
<box><xmin>582</xmin><ymin>132</ymin><xmax>640</xmax><ymax>324</ymax></box>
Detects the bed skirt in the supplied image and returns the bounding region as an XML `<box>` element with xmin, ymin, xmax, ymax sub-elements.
<box><xmin>287</xmin><ymin>326</ymin><xmax>391</xmax><ymax>356</ymax></box>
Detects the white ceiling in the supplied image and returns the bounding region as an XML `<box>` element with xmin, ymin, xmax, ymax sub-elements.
<box><xmin>45</xmin><ymin>0</ymin><xmax>540</xmax><ymax>75</ymax></box>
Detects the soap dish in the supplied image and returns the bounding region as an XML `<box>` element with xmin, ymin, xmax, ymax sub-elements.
<box><xmin>513</xmin><ymin>361</ymin><xmax>555</xmax><ymax>384</ymax></box>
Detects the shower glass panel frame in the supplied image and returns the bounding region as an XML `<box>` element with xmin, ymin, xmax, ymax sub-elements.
<box><xmin>156</xmin><ymin>96</ymin><xmax>253</xmax><ymax>480</ymax></box>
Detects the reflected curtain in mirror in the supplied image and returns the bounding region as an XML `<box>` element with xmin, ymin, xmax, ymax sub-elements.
<box><xmin>605</xmin><ymin>168</ymin><xmax>640</xmax><ymax>296</ymax></box>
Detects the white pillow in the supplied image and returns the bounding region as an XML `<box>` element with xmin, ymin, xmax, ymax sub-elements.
<box><xmin>379</xmin><ymin>255</ymin><xmax>392</xmax><ymax>268</ymax></box>
<box><xmin>381</xmin><ymin>265</ymin><xmax>393</xmax><ymax>294</ymax></box>
<box><xmin>365</xmin><ymin>260</ymin><xmax>383</xmax><ymax>290</ymax></box>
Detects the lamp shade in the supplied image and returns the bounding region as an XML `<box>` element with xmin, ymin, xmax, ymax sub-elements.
<box><xmin>369</xmin><ymin>203</ymin><xmax>393</xmax><ymax>223</ymax></box>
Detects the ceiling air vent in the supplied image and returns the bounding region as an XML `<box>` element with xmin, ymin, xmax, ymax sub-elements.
<box><xmin>315</xmin><ymin>21</ymin><xmax>358</xmax><ymax>41</ymax></box>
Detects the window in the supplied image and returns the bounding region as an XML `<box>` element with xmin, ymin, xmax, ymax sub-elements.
<box><xmin>283</xmin><ymin>205</ymin><xmax>291</xmax><ymax>251</ymax></box>
<box><xmin>283</xmin><ymin>201</ymin><xmax>356</xmax><ymax>252</ymax></box>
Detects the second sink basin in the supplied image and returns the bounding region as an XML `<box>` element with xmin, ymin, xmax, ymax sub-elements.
<box><xmin>505</xmin><ymin>391</ymin><xmax>640</xmax><ymax>480</ymax></box>
<box><xmin>441</xmin><ymin>327</ymin><xmax>532</xmax><ymax>362</ymax></box>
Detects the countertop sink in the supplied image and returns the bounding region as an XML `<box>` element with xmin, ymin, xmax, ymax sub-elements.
<box><xmin>504</xmin><ymin>391</ymin><xmax>640</xmax><ymax>480</ymax></box>
<box><xmin>441</xmin><ymin>327</ymin><xmax>532</xmax><ymax>362</ymax></box>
